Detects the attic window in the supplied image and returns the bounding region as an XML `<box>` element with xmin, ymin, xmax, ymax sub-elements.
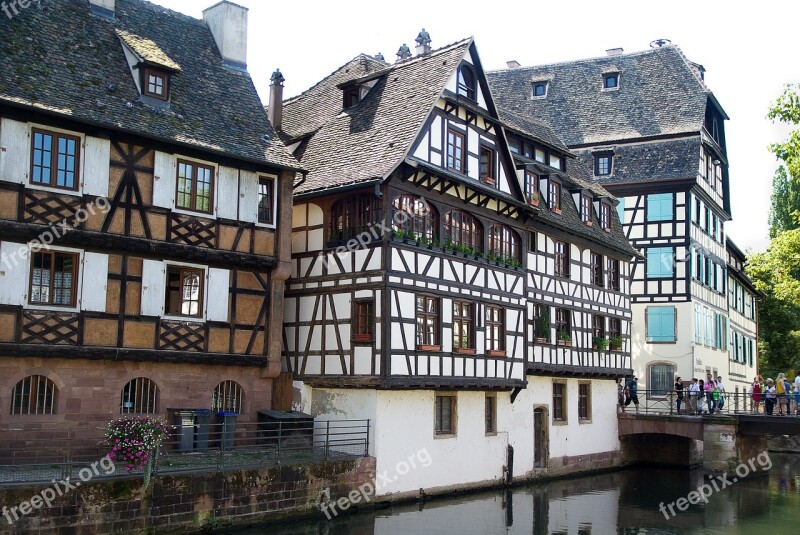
<box><xmin>344</xmin><ymin>86</ymin><xmax>361</xmax><ymax>108</ymax></box>
<box><xmin>457</xmin><ymin>65</ymin><xmax>476</xmax><ymax>100</ymax></box>
<box><xmin>143</xmin><ymin>67</ymin><xmax>169</xmax><ymax>100</ymax></box>
<box><xmin>603</xmin><ymin>73</ymin><xmax>619</xmax><ymax>90</ymax></box>
<box><xmin>532</xmin><ymin>82</ymin><xmax>548</xmax><ymax>98</ymax></box>
<box><xmin>594</xmin><ymin>152</ymin><xmax>613</xmax><ymax>176</ymax></box>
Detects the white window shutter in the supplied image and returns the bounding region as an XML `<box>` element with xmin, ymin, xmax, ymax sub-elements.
<box><xmin>206</xmin><ymin>268</ymin><xmax>230</xmax><ymax>322</ymax></box>
<box><xmin>79</xmin><ymin>252</ymin><xmax>108</xmax><ymax>312</ymax></box>
<box><xmin>83</xmin><ymin>136</ymin><xmax>110</xmax><ymax>197</ymax></box>
<box><xmin>141</xmin><ymin>259</ymin><xmax>166</xmax><ymax>316</ymax></box>
<box><xmin>216</xmin><ymin>166</ymin><xmax>238</xmax><ymax>219</ymax></box>
<box><xmin>238</xmin><ymin>170</ymin><xmax>258</xmax><ymax>223</ymax></box>
<box><xmin>0</xmin><ymin>119</ymin><xmax>29</xmax><ymax>184</ymax></box>
<box><xmin>0</xmin><ymin>241</ymin><xmax>29</xmax><ymax>305</ymax></box>
<box><xmin>152</xmin><ymin>151</ymin><xmax>176</xmax><ymax>209</ymax></box>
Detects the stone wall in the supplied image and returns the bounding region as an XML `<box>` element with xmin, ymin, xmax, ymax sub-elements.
<box><xmin>0</xmin><ymin>457</ymin><xmax>375</xmax><ymax>534</ymax></box>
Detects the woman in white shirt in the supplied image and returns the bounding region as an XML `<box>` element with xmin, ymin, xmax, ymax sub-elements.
<box><xmin>764</xmin><ymin>378</ymin><xmax>777</xmax><ymax>416</ymax></box>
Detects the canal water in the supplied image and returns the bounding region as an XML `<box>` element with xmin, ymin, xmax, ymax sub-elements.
<box><xmin>237</xmin><ymin>452</ymin><xmax>800</xmax><ymax>534</ymax></box>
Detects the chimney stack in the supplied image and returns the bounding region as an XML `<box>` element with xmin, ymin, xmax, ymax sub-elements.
<box><xmin>506</xmin><ymin>60</ymin><xmax>521</xmax><ymax>69</ymax></box>
<box><xmin>203</xmin><ymin>1</ymin><xmax>249</xmax><ymax>70</ymax></box>
<box><xmin>88</xmin><ymin>0</ymin><xmax>115</xmax><ymax>19</ymax></box>
<box><xmin>415</xmin><ymin>28</ymin><xmax>432</xmax><ymax>56</ymax></box>
<box><xmin>396</xmin><ymin>43</ymin><xmax>412</xmax><ymax>62</ymax></box>
<box><xmin>268</xmin><ymin>69</ymin><xmax>285</xmax><ymax>132</ymax></box>
<box><xmin>606</xmin><ymin>48</ymin><xmax>624</xmax><ymax>56</ymax></box>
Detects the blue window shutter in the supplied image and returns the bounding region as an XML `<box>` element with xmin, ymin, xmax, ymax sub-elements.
<box><xmin>648</xmin><ymin>306</ymin><xmax>675</xmax><ymax>342</ymax></box>
<box><xmin>646</xmin><ymin>247</ymin><xmax>673</xmax><ymax>278</ymax></box>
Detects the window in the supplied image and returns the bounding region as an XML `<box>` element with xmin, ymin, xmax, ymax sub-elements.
<box><xmin>555</xmin><ymin>308</ymin><xmax>571</xmax><ymax>340</ymax></box>
<box><xmin>176</xmin><ymin>160</ymin><xmax>214</xmax><ymax>214</ymax></box>
<box><xmin>535</xmin><ymin>148</ymin><xmax>546</xmax><ymax>163</ymax></box>
<box><xmin>552</xmin><ymin>382</ymin><xmax>566</xmax><ymax>422</ymax></box>
<box><xmin>485</xmin><ymin>395</ymin><xmax>496</xmax><ymax>434</ymax></box>
<box><xmin>393</xmin><ymin>195</ymin><xmax>437</xmax><ymax>242</ymax></box>
<box><xmin>508</xmin><ymin>138</ymin><xmax>521</xmax><ymax>154</ymax></box>
<box><xmin>554</xmin><ymin>240</ymin><xmax>570</xmax><ymax>277</ymax></box>
<box><xmin>595</xmin><ymin>154</ymin><xmax>612</xmax><ymax>176</ymax></box>
<box><xmin>488</xmin><ymin>225</ymin><xmax>520</xmax><ymax>262</ymax></box>
<box><xmin>29</xmin><ymin>251</ymin><xmax>78</xmax><ymax>306</ymax></box>
<box><xmin>258</xmin><ymin>177</ymin><xmax>275</xmax><ymax>224</ymax></box>
<box><xmin>600</xmin><ymin>203</ymin><xmax>611</xmax><ymax>231</ymax></box>
<box><xmin>330</xmin><ymin>195</ymin><xmax>382</xmax><ymax>242</ymax></box>
<box><xmin>590</xmin><ymin>252</ymin><xmax>604</xmax><ymax>287</ymax></box>
<box><xmin>581</xmin><ymin>195</ymin><xmax>592</xmax><ymax>224</ymax></box>
<box><xmin>212</xmin><ymin>380</ymin><xmax>244</xmax><ymax>413</ymax></box>
<box><xmin>452</xmin><ymin>301</ymin><xmax>474</xmax><ymax>351</ymax></box>
<box><xmin>646</xmin><ymin>193</ymin><xmax>673</xmax><ymax>221</ymax></box>
<box><xmin>578</xmin><ymin>383</ymin><xmax>591</xmax><ymax>421</ymax></box>
<box><xmin>649</xmin><ymin>364</ymin><xmax>675</xmax><ymax>396</ymax></box>
<box><xmin>479</xmin><ymin>147</ymin><xmax>494</xmax><ymax>184</ymax></box>
<box><xmin>165</xmin><ymin>265</ymin><xmax>204</xmax><ymax>317</ymax></box>
<box><xmin>592</xmin><ymin>315</ymin><xmax>605</xmax><ymax>341</ymax></box>
<box><xmin>434</xmin><ymin>394</ymin><xmax>455</xmax><ymax>435</ymax></box>
<box><xmin>608</xmin><ymin>258</ymin><xmax>620</xmax><ymax>291</ymax></box>
<box><xmin>646</xmin><ymin>247</ymin><xmax>674</xmax><ymax>278</ymax></box>
<box><xmin>704</xmin><ymin>206</ymin><xmax>711</xmax><ymax>233</ymax></box>
<box><xmin>525</xmin><ymin>171</ymin><xmax>539</xmax><ymax>204</ymax></box>
<box><xmin>603</xmin><ymin>73</ymin><xmax>619</xmax><ymax>89</ymax></box>
<box><xmin>694</xmin><ymin>197</ymin><xmax>702</xmax><ymax>226</ymax></box>
<box><xmin>446</xmin><ymin>129</ymin><xmax>465</xmax><ymax>173</ymax></box>
<box><xmin>343</xmin><ymin>86</ymin><xmax>360</xmax><ymax>108</ymax></box>
<box><xmin>31</xmin><ymin>129</ymin><xmax>80</xmax><ymax>190</ymax></box>
<box><xmin>694</xmin><ymin>304</ymin><xmax>703</xmax><ymax>344</ymax></box>
<box><xmin>548</xmin><ymin>180</ymin><xmax>561</xmax><ymax>212</ymax></box>
<box><xmin>532</xmin><ymin>81</ymin><xmax>548</xmax><ymax>98</ymax></box>
<box><xmin>549</xmin><ymin>154</ymin><xmax>562</xmax><ymax>170</ymax></box>
<box><xmin>416</xmin><ymin>295</ymin><xmax>440</xmax><ymax>348</ymax></box>
<box><xmin>608</xmin><ymin>317</ymin><xmax>621</xmax><ymax>340</ymax></box>
<box><xmin>120</xmin><ymin>377</ymin><xmax>158</xmax><ymax>414</ymax></box>
<box><xmin>456</xmin><ymin>65</ymin><xmax>476</xmax><ymax>99</ymax></box>
<box><xmin>647</xmin><ymin>306</ymin><xmax>676</xmax><ymax>343</ymax></box>
<box><xmin>533</xmin><ymin>303</ymin><xmax>551</xmax><ymax>341</ymax></box>
<box><xmin>444</xmin><ymin>210</ymin><xmax>482</xmax><ymax>251</ymax></box>
<box><xmin>10</xmin><ymin>375</ymin><xmax>56</xmax><ymax>415</ymax></box>
<box><xmin>485</xmin><ymin>306</ymin><xmax>504</xmax><ymax>353</ymax></box>
<box><xmin>353</xmin><ymin>300</ymin><xmax>374</xmax><ymax>342</ymax></box>
<box><xmin>143</xmin><ymin>67</ymin><xmax>168</xmax><ymax>100</ymax></box>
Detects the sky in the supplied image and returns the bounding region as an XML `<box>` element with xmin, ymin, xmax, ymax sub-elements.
<box><xmin>159</xmin><ymin>0</ymin><xmax>800</xmax><ymax>253</ymax></box>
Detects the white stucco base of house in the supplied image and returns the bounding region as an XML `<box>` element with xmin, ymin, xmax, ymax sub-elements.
<box><xmin>292</xmin><ymin>376</ymin><xmax>622</xmax><ymax>498</ymax></box>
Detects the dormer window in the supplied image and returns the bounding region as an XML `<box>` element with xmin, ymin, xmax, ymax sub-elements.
<box><xmin>600</xmin><ymin>203</ymin><xmax>612</xmax><ymax>231</ymax></box>
<box><xmin>143</xmin><ymin>67</ymin><xmax>169</xmax><ymax>100</ymax></box>
<box><xmin>479</xmin><ymin>147</ymin><xmax>495</xmax><ymax>187</ymax></box>
<box><xmin>457</xmin><ymin>65</ymin><xmax>476</xmax><ymax>100</ymax></box>
<box><xmin>344</xmin><ymin>86</ymin><xmax>360</xmax><ymax>108</ymax></box>
<box><xmin>549</xmin><ymin>180</ymin><xmax>562</xmax><ymax>213</ymax></box>
<box><xmin>603</xmin><ymin>73</ymin><xmax>619</xmax><ymax>89</ymax></box>
<box><xmin>525</xmin><ymin>171</ymin><xmax>539</xmax><ymax>205</ymax></box>
<box><xmin>532</xmin><ymin>81</ymin><xmax>548</xmax><ymax>98</ymax></box>
<box><xmin>581</xmin><ymin>194</ymin><xmax>592</xmax><ymax>225</ymax></box>
<box><xmin>594</xmin><ymin>152</ymin><xmax>613</xmax><ymax>176</ymax></box>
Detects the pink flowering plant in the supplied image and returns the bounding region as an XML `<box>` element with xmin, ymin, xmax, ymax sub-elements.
<box><xmin>105</xmin><ymin>416</ymin><xmax>172</xmax><ymax>486</ymax></box>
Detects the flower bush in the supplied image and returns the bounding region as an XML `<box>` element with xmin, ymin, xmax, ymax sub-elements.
<box><xmin>105</xmin><ymin>416</ymin><xmax>172</xmax><ymax>473</ymax></box>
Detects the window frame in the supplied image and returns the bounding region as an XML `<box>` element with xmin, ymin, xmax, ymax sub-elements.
<box><xmin>30</xmin><ymin>128</ymin><xmax>81</xmax><ymax>192</ymax></box>
<box><xmin>352</xmin><ymin>299</ymin><xmax>374</xmax><ymax>343</ymax></box>
<box><xmin>452</xmin><ymin>300</ymin><xmax>474</xmax><ymax>351</ymax></box>
<box><xmin>446</xmin><ymin>129</ymin><xmax>466</xmax><ymax>173</ymax></box>
<box><xmin>120</xmin><ymin>377</ymin><xmax>159</xmax><ymax>414</ymax></box>
<box><xmin>603</xmin><ymin>73</ymin><xmax>619</xmax><ymax>89</ymax></box>
<box><xmin>646</xmin><ymin>247</ymin><xmax>674</xmax><ymax>279</ymax></box>
<box><xmin>532</xmin><ymin>81</ymin><xmax>548</xmax><ymax>98</ymax></box>
<box><xmin>555</xmin><ymin>308</ymin><xmax>571</xmax><ymax>341</ymax></box>
<box><xmin>393</xmin><ymin>194</ymin><xmax>437</xmax><ymax>242</ymax></box>
<box><xmin>646</xmin><ymin>306</ymin><xmax>677</xmax><ymax>344</ymax></box>
<box><xmin>580</xmin><ymin>194</ymin><xmax>592</xmax><ymax>224</ymax></box>
<box><xmin>552</xmin><ymin>381</ymin><xmax>567</xmax><ymax>423</ymax></box>
<box><xmin>29</xmin><ymin>250</ymin><xmax>79</xmax><ymax>308</ymax></box>
<box><xmin>142</xmin><ymin>66</ymin><xmax>169</xmax><ymax>101</ymax></box>
<box><xmin>456</xmin><ymin>65</ymin><xmax>476</xmax><ymax>100</ymax></box>
<box><xmin>578</xmin><ymin>382</ymin><xmax>591</xmax><ymax>422</ymax></box>
<box><xmin>329</xmin><ymin>194</ymin><xmax>382</xmax><ymax>244</ymax></box>
<box><xmin>594</xmin><ymin>153</ymin><xmax>612</xmax><ymax>176</ymax></box>
<box><xmin>416</xmin><ymin>294</ymin><xmax>441</xmax><ymax>349</ymax></box>
<box><xmin>211</xmin><ymin>380</ymin><xmax>244</xmax><ymax>413</ymax></box>
<box><xmin>175</xmin><ymin>159</ymin><xmax>215</xmax><ymax>215</ymax></box>
<box><xmin>257</xmin><ymin>176</ymin><xmax>275</xmax><ymax>225</ymax></box>
<box><xmin>554</xmin><ymin>240</ymin><xmax>570</xmax><ymax>278</ymax></box>
<box><xmin>485</xmin><ymin>305</ymin><xmax>505</xmax><ymax>354</ymax></box>
<box><xmin>434</xmin><ymin>394</ymin><xmax>456</xmax><ymax>436</ymax></box>
<box><xmin>525</xmin><ymin>171</ymin><xmax>539</xmax><ymax>204</ymax></box>
<box><xmin>444</xmin><ymin>209</ymin><xmax>482</xmax><ymax>252</ymax></box>
<box><xmin>164</xmin><ymin>265</ymin><xmax>205</xmax><ymax>319</ymax></box>
<box><xmin>485</xmin><ymin>394</ymin><xmax>497</xmax><ymax>435</ymax></box>
<box><xmin>479</xmin><ymin>146</ymin><xmax>495</xmax><ymax>185</ymax></box>
<box><xmin>548</xmin><ymin>180</ymin><xmax>562</xmax><ymax>212</ymax></box>
<box><xmin>11</xmin><ymin>375</ymin><xmax>57</xmax><ymax>415</ymax></box>
<box><xmin>600</xmin><ymin>202</ymin><xmax>611</xmax><ymax>231</ymax></box>
<box><xmin>590</xmin><ymin>252</ymin><xmax>604</xmax><ymax>287</ymax></box>
<box><xmin>488</xmin><ymin>224</ymin><xmax>520</xmax><ymax>262</ymax></box>
<box><xmin>646</xmin><ymin>193</ymin><xmax>674</xmax><ymax>222</ymax></box>
<box><xmin>608</xmin><ymin>257</ymin><xmax>620</xmax><ymax>291</ymax></box>
<box><xmin>648</xmin><ymin>363</ymin><xmax>676</xmax><ymax>397</ymax></box>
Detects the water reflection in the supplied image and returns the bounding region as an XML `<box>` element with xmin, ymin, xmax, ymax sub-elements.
<box><xmin>242</xmin><ymin>453</ymin><xmax>800</xmax><ymax>535</ymax></box>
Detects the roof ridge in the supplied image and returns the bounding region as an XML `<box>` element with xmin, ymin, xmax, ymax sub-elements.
<box><xmin>486</xmin><ymin>45</ymin><xmax>676</xmax><ymax>74</ymax></box>
<box><xmin>282</xmin><ymin>53</ymin><xmax>388</xmax><ymax>107</ymax></box>
<box><xmin>126</xmin><ymin>0</ymin><xmax>207</xmax><ymax>27</ymax></box>
<box><xmin>669</xmin><ymin>44</ymin><xmax>710</xmax><ymax>93</ymax></box>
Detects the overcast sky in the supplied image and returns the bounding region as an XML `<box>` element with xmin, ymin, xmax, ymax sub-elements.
<box><xmin>161</xmin><ymin>0</ymin><xmax>800</xmax><ymax>253</ymax></box>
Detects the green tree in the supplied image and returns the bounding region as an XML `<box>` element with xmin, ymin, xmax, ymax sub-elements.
<box><xmin>768</xmin><ymin>83</ymin><xmax>800</xmax><ymax>183</ymax></box>
<box><xmin>768</xmin><ymin>166</ymin><xmax>800</xmax><ymax>237</ymax></box>
<box><xmin>747</xmin><ymin>228</ymin><xmax>800</xmax><ymax>376</ymax></box>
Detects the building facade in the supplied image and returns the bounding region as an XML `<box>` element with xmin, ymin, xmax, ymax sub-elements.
<box><xmin>279</xmin><ymin>36</ymin><xmax>636</xmax><ymax>496</ymax></box>
<box><xmin>726</xmin><ymin>239</ymin><xmax>760</xmax><ymax>396</ymax></box>
<box><xmin>0</xmin><ymin>0</ymin><xmax>300</xmax><ymax>429</ymax></box>
<box><xmin>488</xmin><ymin>43</ymin><xmax>756</xmax><ymax>394</ymax></box>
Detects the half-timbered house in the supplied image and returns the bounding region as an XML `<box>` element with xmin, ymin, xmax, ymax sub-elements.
<box><xmin>279</xmin><ymin>35</ymin><xmax>636</xmax><ymax>495</ymax></box>
<box><xmin>0</xmin><ymin>0</ymin><xmax>300</xmax><ymax>429</ymax></box>
<box><xmin>725</xmin><ymin>239</ymin><xmax>761</xmax><ymax>395</ymax></box>
<box><xmin>488</xmin><ymin>42</ymin><xmax>756</xmax><ymax>394</ymax></box>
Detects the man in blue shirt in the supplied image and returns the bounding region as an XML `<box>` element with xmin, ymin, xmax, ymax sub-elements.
<box><xmin>624</xmin><ymin>376</ymin><xmax>640</xmax><ymax>413</ymax></box>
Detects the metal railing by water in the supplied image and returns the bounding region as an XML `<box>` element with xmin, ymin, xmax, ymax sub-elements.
<box><xmin>620</xmin><ymin>389</ymin><xmax>799</xmax><ymax>417</ymax></box>
<box><xmin>0</xmin><ymin>418</ymin><xmax>370</xmax><ymax>486</ymax></box>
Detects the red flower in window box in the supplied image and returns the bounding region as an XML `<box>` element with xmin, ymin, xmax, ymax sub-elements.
<box><xmin>353</xmin><ymin>334</ymin><xmax>373</xmax><ymax>343</ymax></box>
<box><xmin>482</xmin><ymin>176</ymin><xmax>496</xmax><ymax>187</ymax></box>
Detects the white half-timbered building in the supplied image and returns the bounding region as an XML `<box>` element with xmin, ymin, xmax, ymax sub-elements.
<box><xmin>726</xmin><ymin>239</ymin><xmax>761</xmax><ymax>394</ymax></box>
<box><xmin>278</xmin><ymin>35</ymin><xmax>636</xmax><ymax>495</ymax></box>
<box><xmin>488</xmin><ymin>42</ymin><xmax>757</xmax><ymax>395</ymax></box>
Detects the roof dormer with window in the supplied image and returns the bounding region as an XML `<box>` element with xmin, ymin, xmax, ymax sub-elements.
<box><xmin>337</xmin><ymin>77</ymin><xmax>380</xmax><ymax>109</ymax></box>
<box><xmin>116</xmin><ymin>28</ymin><xmax>181</xmax><ymax>106</ymax></box>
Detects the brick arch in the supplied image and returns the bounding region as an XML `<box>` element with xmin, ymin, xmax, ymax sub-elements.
<box><xmin>3</xmin><ymin>368</ymin><xmax>67</xmax><ymax>417</ymax></box>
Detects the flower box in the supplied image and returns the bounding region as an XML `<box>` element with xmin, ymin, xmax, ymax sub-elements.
<box><xmin>551</xmin><ymin>208</ymin><xmax>562</xmax><ymax>215</ymax></box>
<box><xmin>482</xmin><ymin>176</ymin><xmax>496</xmax><ymax>187</ymax></box>
<box><xmin>557</xmin><ymin>340</ymin><xmax>571</xmax><ymax>347</ymax></box>
<box><xmin>417</xmin><ymin>344</ymin><xmax>441</xmax><ymax>352</ymax></box>
<box><xmin>454</xmin><ymin>348</ymin><xmax>476</xmax><ymax>355</ymax></box>
<box><xmin>487</xmin><ymin>350</ymin><xmax>506</xmax><ymax>357</ymax></box>
<box><xmin>535</xmin><ymin>337</ymin><xmax>549</xmax><ymax>344</ymax></box>
<box><xmin>353</xmin><ymin>334</ymin><xmax>373</xmax><ymax>343</ymax></box>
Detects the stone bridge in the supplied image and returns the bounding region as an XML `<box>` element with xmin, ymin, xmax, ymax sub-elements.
<box><xmin>618</xmin><ymin>413</ymin><xmax>799</xmax><ymax>471</ymax></box>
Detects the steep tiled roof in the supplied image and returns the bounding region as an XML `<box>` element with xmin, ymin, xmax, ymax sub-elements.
<box><xmin>572</xmin><ymin>137</ymin><xmax>702</xmax><ymax>185</ymax></box>
<box><xmin>487</xmin><ymin>45</ymin><xmax>711</xmax><ymax>146</ymax></box>
<box><xmin>0</xmin><ymin>0</ymin><xmax>299</xmax><ymax>170</ymax></box>
<box><xmin>497</xmin><ymin>107</ymin><xmax>569</xmax><ymax>153</ymax></box>
<box><xmin>115</xmin><ymin>29</ymin><xmax>182</xmax><ymax>71</ymax></box>
<box><xmin>286</xmin><ymin>39</ymin><xmax>472</xmax><ymax>195</ymax></box>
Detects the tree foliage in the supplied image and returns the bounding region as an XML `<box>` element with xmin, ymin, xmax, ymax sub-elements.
<box><xmin>768</xmin><ymin>84</ymin><xmax>800</xmax><ymax>192</ymax></box>
<box><xmin>768</xmin><ymin>166</ymin><xmax>800</xmax><ymax>238</ymax></box>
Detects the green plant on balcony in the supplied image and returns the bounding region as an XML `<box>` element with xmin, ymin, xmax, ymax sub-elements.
<box><xmin>557</xmin><ymin>330</ymin><xmax>572</xmax><ymax>344</ymax></box>
<box><xmin>594</xmin><ymin>337</ymin><xmax>609</xmax><ymax>352</ymax></box>
<box><xmin>535</xmin><ymin>307</ymin><xmax>551</xmax><ymax>342</ymax></box>
<box><xmin>609</xmin><ymin>336</ymin><xmax>623</xmax><ymax>351</ymax></box>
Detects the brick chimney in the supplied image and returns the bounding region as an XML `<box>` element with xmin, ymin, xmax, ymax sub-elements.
<box><xmin>268</xmin><ymin>69</ymin><xmax>284</xmax><ymax>132</ymax></box>
<box><xmin>88</xmin><ymin>0</ymin><xmax>115</xmax><ymax>19</ymax></box>
<box><xmin>203</xmin><ymin>1</ymin><xmax>249</xmax><ymax>69</ymax></box>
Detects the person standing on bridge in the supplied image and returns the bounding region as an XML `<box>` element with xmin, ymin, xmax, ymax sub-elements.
<box><xmin>674</xmin><ymin>376</ymin><xmax>684</xmax><ymax>414</ymax></box>
<box><xmin>776</xmin><ymin>373</ymin><xmax>789</xmax><ymax>416</ymax></box>
<box><xmin>688</xmin><ymin>378</ymin><xmax>700</xmax><ymax>415</ymax></box>
<box><xmin>764</xmin><ymin>378</ymin><xmax>776</xmax><ymax>416</ymax></box>
<box><xmin>794</xmin><ymin>372</ymin><xmax>800</xmax><ymax>416</ymax></box>
<box><xmin>704</xmin><ymin>374</ymin><xmax>717</xmax><ymax>414</ymax></box>
<box><xmin>716</xmin><ymin>376</ymin><xmax>726</xmax><ymax>413</ymax></box>
<box><xmin>624</xmin><ymin>376</ymin><xmax>639</xmax><ymax>413</ymax></box>
<box><xmin>751</xmin><ymin>376</ymin><xmax>763</xmax><ymax>414</ymax></box>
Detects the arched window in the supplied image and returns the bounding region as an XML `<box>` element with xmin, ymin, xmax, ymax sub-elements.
<box><xmin>120</xmin><ymin>378</ymin><xmax>159</xmax><ymax>414</ymax></box>
<box><xmin>457</xmin><ymin>65</ymin><xmax>476</xmax><ymax>100</ymax></box>
<box><xmin>393</xmin><ymin>195</ymin><xmax>437</xmax><ymax>242</ymax></box>
<box><xmin>444</xmin><ymin>210</ymin><xmax>482</xmax><ymax>252</ymax></box>
<box><xmin>648</xmin><ymin>363</ymin><xmax>676</xmax><ymax>396</ymax></box>
<box><xmin>330</xmin><ymin>195</ymin><xmax>382</xmax><ymax>242</ymax></box>
<box><xmin>11</xmin><ymin>375</ymin><xmax>57</xmax><ymax>415</ymax></box>
<box><xmin>212</xmin><ymin>381</ymin><xmax>244</xmax><ymax>413</ymax></box>
<box><xmin>488</xmin><ymin>224</ymin><xmax>520</xmax><ymax>261</ymax></box>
